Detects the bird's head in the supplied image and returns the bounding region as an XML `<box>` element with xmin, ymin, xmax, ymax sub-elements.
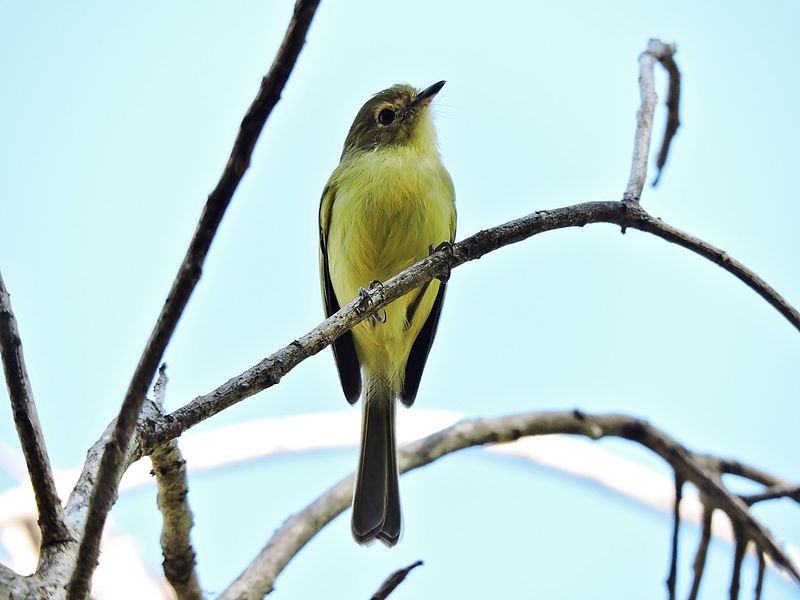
<box><xmin>341</xmin><ymin>81</ymin><xmax>445</xmax><ymax>157</ymax></box>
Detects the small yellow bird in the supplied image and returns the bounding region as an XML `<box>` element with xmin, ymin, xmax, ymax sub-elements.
<box><xmin>319</xmin><ymin>81</ymin><xmax>456</xmax><ymax>546</ymax></box>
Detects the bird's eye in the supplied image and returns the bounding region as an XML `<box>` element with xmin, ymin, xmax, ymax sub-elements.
<box><xmin>377</xmin><ymin>108</ymin><xmax>395</xmax><ymax>125</ymax></box>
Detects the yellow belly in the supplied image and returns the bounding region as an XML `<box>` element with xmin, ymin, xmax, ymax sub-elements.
<box><xmin>326</xmin><ymin>148</ymin><xmax>454</xmax><ymax>392</ymax></box>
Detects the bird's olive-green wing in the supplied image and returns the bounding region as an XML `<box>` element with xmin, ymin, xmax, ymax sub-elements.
<box><xmin>401</xmin><ymin>282</ymin><xmax>447</xmax><ymax>407</ymax></box>
<box><xmin>319</xmin><ymin>183</ymin><xmax>362</xmax><ymax>404</ymax></box>
<box><xmin>401</xmin><ymin>179</ymin><xmax>456</xmax><ymax>408</ymax></box>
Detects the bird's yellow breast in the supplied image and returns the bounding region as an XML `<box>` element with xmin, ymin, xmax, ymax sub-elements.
<box><xmin>325</xmin><ymin>146</ymin><xmax>455</xmax><ymax>387</ymax></box>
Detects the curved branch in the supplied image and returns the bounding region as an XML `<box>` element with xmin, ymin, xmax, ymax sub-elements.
<box><xmin>139</xmin><ymin>200</ymin><xmax>800</xmax><ymax>454</ymax></box>
<box><xmin>218</xmin><ymin>411</ymin><xmax>800</xmax><ymax>598</ymax></box>
<box><xmin>653</xmin><ymin>44</ymin><xmax>681</xmax><ymax>184</ymax></box>
<box><xmin>65</xmin><ymin>1</ymin><xmax>321</xmax><ymax>596</ymax></box>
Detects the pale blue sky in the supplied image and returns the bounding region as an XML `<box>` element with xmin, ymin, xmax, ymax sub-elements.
<box><xmin>1</xmin><ymin>1</ymin><xmax>798</xmax><ymax>598</ymax></box>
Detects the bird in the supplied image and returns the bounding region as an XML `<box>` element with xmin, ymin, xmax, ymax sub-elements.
<box><xmin>318</xmin><ymin>81</ymin><xmax>456</xmax><ymax>546</ymax></box>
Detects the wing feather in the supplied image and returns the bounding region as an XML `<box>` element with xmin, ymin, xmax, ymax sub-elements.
<box><xmin>401</xmin><ymin>176</ymin><xmax>456</xmax><ymax>407</ymax></box>
<box><xmin>400</xmin><ymin>282</ymin><xmax>447</xmax><ymax>407</ymax></box>
<box><xmin>319</xmin><ymin>184</ymin><xmax>362</xmax><ymax>403</ymax></box>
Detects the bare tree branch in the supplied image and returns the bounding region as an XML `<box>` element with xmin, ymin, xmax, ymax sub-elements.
<box><xmin>652</xmin><ymin>44</ymin><xmax>681</xmax><ymax>185</ymax></box>
<box><xmin>730</xmin><ymin>524</ymin><xmax>746</xmax><ymax>600</ymax></box>
<box><xmin>688</xmin><ymin>504</ymin><xmax>714</xmax><ymax>600</ymax></box>
<box><xmin>711</xmin><ymin>458</ymin><xmax>800</xmax><ymax>506</ymax></box>
<box><xmin>25</xmin><ymin>402</ymin><xmax>161</xmax><ymax>599</ymax></box>
<box><xmin>623</xmin><ymin>39</ymin><xmax>678</xmax><ymax>201</ymax></box>
<box><xmin>219</xmin><ymin>411</ymin><xmax>800</xmax><ymax>598</ymax></box>
<box><xmin>65</xmin><ymin>1</ymin><xmax>321</xmax><ymax>597</ymax></box>
<box><xmin>624</xmin><ymin>41</ymin><xmax>659</xmax><ymax>202</ymax></box>
<box><xmin>150</xmin><ymin>366</ymin><xmax>203</xmax><ymax>600</ymax></box>
<box><xmin>0</xmin><ymin>564</ymin><xmax>28</xmax><ymax>599</ymax></box>
<box><xmin>138</xmin><ymin>197</ymin><xmax>800</xmax><ymax>455</ymax></box>
<box><xmin>152</xmin><ymin>440</ymin><xmax>202</xmax><ymax>599</ymax></box>
<box><xmin>666</xmin><ymin>475</ymin><xmax>683</xmax><ymax>599</ymax></box>
<box><xmin>755</xmin><ymin>551</ymin><xmax>766</xmax><ymax>600</ymax></box>
<box><xmin>0</xmin><ymin>271</ymin><xmax>69</xmax><ymax>548</ymax></box>
<box><xmin>741</xmin><ymin>484</ymin><xmax>800</xmax><ymax>506</ymax></box>
<box><xmin>370</xmin><ymin>560</ymin><xmax>424</xmax><ymax>600</ymax></box>
<box><xmin>218</xmin><ymin>474</ymin><xmax>351</xmax><ymax>599</ymax></box>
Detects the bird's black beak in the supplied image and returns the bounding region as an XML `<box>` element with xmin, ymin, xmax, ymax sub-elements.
<box><xmin>413</xmin><ymin>80</ymin><xmax>446</xmax><ymax>107</ymax></box>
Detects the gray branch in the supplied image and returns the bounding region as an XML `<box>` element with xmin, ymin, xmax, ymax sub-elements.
<box><xmin>741</xmin><ymin>484</ymin><xmax>800</xmax><ymax>506</ymax></box>
<box><xmin>138</xmin><ymin>198</ymin><xmax>800</xmax><ymax>456</ymax></box>
<box><xmin>219</xmin><ymin>411</ymin><xmax>800</xmax><ymax>598</ymax></box>
<box><xmin>152</xmin><ymin>439</ymin><xmax>203</xmax><ymax>599</ymax></box>
<box><xmin>624</xmin><ymin>39</ymin><xmax>678</xmax><ymax>201</ymax></box>
<box><xmin>150</xmin><ymin>366</ymin><xmax>204</xmax><ymax>599</ymax></box>
<box><xmin>0</xmin><ymin>271</ymin><xmax>69</xmax><ymax>548</ymax></box>
<box><xmin>65</xmin><ymin>1</ymin><xmax>321</xmax><ymax>597</ymax></box>
<box><xmin>653</xmin><ymin>43</ymin><xmax>681</xmax><ymax>185</ymax></box>
<box><xmin>0</xmin><ymin>564</ymin><xmax>27</xmax><ymax>598</ymax></box>
<box><xmin>24</xmin><ymin>404</ymin><xmax>159</xmax><ymax>600</ymax></box>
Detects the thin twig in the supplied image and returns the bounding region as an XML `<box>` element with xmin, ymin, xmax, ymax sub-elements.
<box><xmin>218</xmin><ymin>411</ymin><xmax>800</xmax><ymax>598</ymax></box>
<box><xmin>754</xmin><ymin>550</ymin><xmax>766</xmax><ymax>600</ymax></box>
<box><xmin>730</xmin><ymin>525</ymin><xmax>746</xmax><ymax>600</ymax></box>
<box><xmin>712</xmin><ymin>457</ymin><xmax>793</xmax><ymax>488</ymax></box>
<box><xmin>0</xmin><ymin>271</ymin><xmax>68</xmax><ymax>547</ymax></box>
<box><xmin>652</xmin><ymin>43</ymin><xmax>681</xmax><ymax>186</ymax></box>
<box><xmin>707</xmin><ymin>457</ymin><xmax>800</xmax><ymax>505</ymax></box>
<box><xmin>150</xmin><ymin>366</ymin><xmax>204</xmax><ymax>600</ymax></box>
<box><xmin>741</xmin><ymin>484</ymin><xmax>800</xmax><ymax>506</ymax></box>
<box><xmin>154</xmin><ymin>363</ymin><xmax>169</xmax><ymax>409</ymax></box>
<box><xmin>65</xmin><ymin>1</ymin><xmax>321</xmax><ymax>597</ymax></box>
<box><xmin>623</xmin><ymin>43</ymin><xmax>658</xmax><ymax>202</ymax></box>
<box><xmin>666</xmin><ymin>475</ymin><xmax>682</xmax><ymax>599</ymax></box>
<box><xmin>688</xmin><ymin>504</ymin><xmax>714</xmax><ymax>600</ymax></box>
<box><xmin>623</xmin><ymin>39</ymin><xmax>678</xmax><ymax>201</ymax></box>
<box><xmin>371</xmin><ymin>560</ymin><xmax>424</xmax><ymax>600</ymax></box>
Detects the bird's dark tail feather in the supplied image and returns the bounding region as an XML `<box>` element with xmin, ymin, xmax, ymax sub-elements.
<box><xmin>352</xmin><ymin>377</ymin><xmax>401</xmax><ymax>546</ymax></box>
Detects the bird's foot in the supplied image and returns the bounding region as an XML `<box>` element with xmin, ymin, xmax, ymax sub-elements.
<box><xmin>357</xmin><ymin>281</ymin><xmax>387</xmax><ymax>325</ymax></box>
<box><xmin>429</xmin><ymin>241</ymin><xmax>453</xmax><ymax>283</ymax></box>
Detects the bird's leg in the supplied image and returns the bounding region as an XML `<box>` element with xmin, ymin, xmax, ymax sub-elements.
<box><xmin>357</xmin><ymin>280</ymin><xmax>387</xmax><ymax>325</ymax></box>
<box><xmin>429</xmin><ymin>241</ymin><xmax>453</xmax><ymax>283</ymax></box>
